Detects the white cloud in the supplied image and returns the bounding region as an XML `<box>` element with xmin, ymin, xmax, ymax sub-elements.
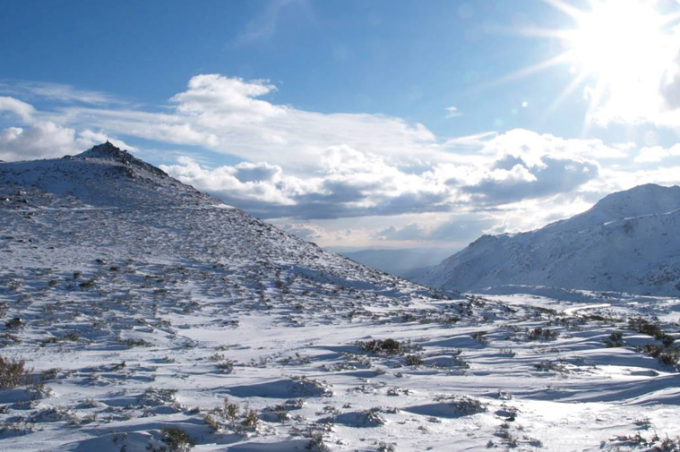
<box><xmin>0</xmin><ymin>97</ymin><xmax>133</xmax><ymax>161</ymax></box>
<box><xmin>170</xmin><ymin>74</ymin><xmax>283</xmax><ymax>121</ymax></box>
<box><xmin>480</xmin><ymin>128</ymin><xmax>631</xmax><ymax>162</ymax></box>
<box><xmin>160</xmin><ymin>145</ymin><xmax>453</xmax><ymax>219</ymax></box>
<box><xmin>55</xmin><ymin>74</ymin><xmax>441</xmax><ymax>174</ymax></box>
<box><xmin>160</xmin><ymin>156</ymin><xmax>297</xmax><ymax>206</ymax></box>
<box><xmin>232</xmin><ymin>161</ymin><xmax>282</xmax><ymax>183</ymax></box>
<box><xmin>374</xmin><ymin>215</ymin><xmax>497</xmax><ymax>245</ymax></box>
<box><xmin>445</xmin><ymin>106</ymin><xmax>462</xmax><ymax>118</ymax></box>
<box><xmin>431</xmin><ymin>129</ymin><xmax>612</xmax><ymax>206</ymax></box>
<box><xmin>0</xmin><ymin>96</ymin><xmax>35</xmax><ymax>122</ymax></box>
<box><xmin>583</xmin><ymin>166</ymin><xmax>680</xmax><ymax>197</ymax></box>
<box><xmin>635</xmin><ymin>144</ymin><xmax>680</xmax><ymax>163</ymax></box>
<box><xmin>0</xmin><ymin>81</ymin><xmax>122</xmax><ymax>105</ymax></box>
<box><xmin>155</xmin><ymin>126</ymin><xmax>618</xmax><ymax>219</ymax></box>
<box><xmin>443</xmin><ymin>131</ymin><xmax>497</xmax><ymax>149</ymax></box>
<box><xmin>0</xmin><ymin>76</ymin><xmax>658</xmax><ymax>247</ymax></box>
<box><xmin>460</xmin><ymin>154</ymin><xmax>599</xmax><ymax>205</ymax></box>
<box><xmin>50</xmin><ymin>77</ymin><xmax>629</xmax><ymax>184</ymax></box>
<box><xmin>0</xmin><ymin>121</ymin><xmax>94</xmax><ymax>161</ymax></box>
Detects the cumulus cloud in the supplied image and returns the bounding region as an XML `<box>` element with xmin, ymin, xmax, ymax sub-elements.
<box><xmin>0</xmin><ymin>122</ymin><xmax>134</xmax><ymax>162</ymax></box>
<box><xmin>133</xmin><ymin>110</ymin><xmax>621</xmax><ymax>220</ymax></box>
<box><xmin>435</xmin><ymin>129</ymin><xmax>609</xmax><ymax>206</ymax></box>
<box><xmin>0</xmin><ymin>96</ymin><xmax>133</xmax><ymax>161</ymax></box>
<box><xmin>160</xmin><ymin>145</ymin><xmax>453</xmax><ymax>219</ymax></box>
<box><xmin>170</xmin><ymin>75</ymin><xmax>283</xmax><ymax>122</ymax></box>
<box><xmin>0</xmin><ymin>122</ymin><xmax>98</xmax><ymax>161</ymax></box>
<box><xmin>463</xmin><ymin>154</ymin><xmax>599</xmax><ymax>204</ymax></box>
<box><xmin>42</xmin><ymin>77</ymin><xmax>614</xmax><ymax>220</ymax></box>
<box><xmin>660</xmin><ymin>71</ymin><xmax>680</xmax><ymax>111</ymax></box>
<box><xmin>160</xmin><ymin>156</ymin><xmax>296</xmax><ymax>207</ymax></box>
<box><xmin>584</xmin><ymin>165</ymin><xmax>680</xmax><ymax>198</ymax></box>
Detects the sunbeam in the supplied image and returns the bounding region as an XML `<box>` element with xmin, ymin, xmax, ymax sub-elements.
<box><xmin>519</xmin><ymin>0</ymin><xmax>680</xmax><ymax>128</ymax></box>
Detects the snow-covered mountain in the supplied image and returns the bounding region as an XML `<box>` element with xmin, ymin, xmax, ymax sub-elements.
<box><xmin>2</xmin><ymin>145</ymin><xmax>680</xmax><ymax>452</ymax></box>
<box><xmin>1</xmin><ymin>142</ymin><xmax>457</xmax><ymax>319</ymax></box>
<box><xmin>415</xmin><ymin>184</ymin><xmax>680</xmax><ymax>295</ymax></box>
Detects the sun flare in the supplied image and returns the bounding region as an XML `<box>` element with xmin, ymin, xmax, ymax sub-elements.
<box><xmin>567</xmin><ymin>0</ymin><xmax>667</xmax><ymax>82</ymax></box>
<box><xmin>521</xmin><ymin>0</ymin><xmax>680</xmax><ymax>125</ymax></box>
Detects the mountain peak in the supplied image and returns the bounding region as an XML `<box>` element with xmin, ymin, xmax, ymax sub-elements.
<box><xmin>77</xmin><ymin>141</ymin><xmax>130</xmax><ymax>161</ymax></box>
<box><xmin>595</xmin><ymin>183</ymin><xmax>675</xmax><ymax>203</ymax></box>
<box><xmin>76</xmin><ymin>142</ymin><xmax>168</xmax><ymax>178</ymax></box>
<box><xmin>0</xmin><ymin>142</ymin><xmax>209</xmax><ymax>208</ymax></box>
<box><xmin>587</xmin><ymin>183</ymin><xmax>680</xmax><ymax>220</ymax></box>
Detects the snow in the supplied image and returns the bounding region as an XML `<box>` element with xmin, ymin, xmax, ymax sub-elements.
<box><xmin>0</xmin><ymin>144</ymin><xmax>679</xmax><ymax>451</ymax></box>
<box><xmin>416</xmin><ymin>184</ymin><xmax>680</xmax><ymax>296</ymax></box>
<box><xmin>563</xmin><ymin>304</ymin><xmax>612</xmax><ymax>316</ymax></box>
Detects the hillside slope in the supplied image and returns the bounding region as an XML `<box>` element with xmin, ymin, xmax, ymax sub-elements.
<box><xmin>415</xmin><ymin>184</ymin><xmax>680</xmax><ymax>295</ymax></box>
<box><xmin>1</xmin><ymin>143</ymin><xmax>440</xmax><ymax>293</ymax></box>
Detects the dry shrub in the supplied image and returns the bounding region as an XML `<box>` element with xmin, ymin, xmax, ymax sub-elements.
<box><xmin>0</xmin><ymin>355</ymin><xmax>32</xmax><ymax>389</ymax></box>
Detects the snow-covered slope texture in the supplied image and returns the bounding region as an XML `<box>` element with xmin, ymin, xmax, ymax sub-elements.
<box><xmin>416</xmin><ymin>184</ymin><xmax>680</xmax><ymax>296</ymax></box>
<box><xmin>1</xmin><ymin>143</ymin><xmax>446</xmax><ymax>290</ymax></box>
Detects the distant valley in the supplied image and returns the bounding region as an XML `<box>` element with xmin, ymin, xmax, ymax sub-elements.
<box><xmin>330</xmin><ymin>247</ymin><xmax>457</xmax><ymax>278</ymax></box>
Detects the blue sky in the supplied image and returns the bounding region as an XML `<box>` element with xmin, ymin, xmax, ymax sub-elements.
<box><xmin>2</xmin><ymin>0</ymin><xmax>680</xmax><ymax>250</ymax></box>
<box><xmin>1</xmin><ymin>1</ymin><xmax>560</xmax><ymax>133</ymax></box>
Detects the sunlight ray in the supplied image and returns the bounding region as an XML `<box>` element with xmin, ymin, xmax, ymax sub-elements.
<box><xmin>526</xmin><ymin>0</ymin><xmax>680</xmax><ymax>130</ymax></box>
<box><xmin>516</xmin><ymin>28</ymin><xmax>572</xmax><ymax>39</ymax></box>
<box><xmin>541</xmin><ymin>0</ymin><xmax>585</xmax><ymax>20</ymax></box>
<box><xmin>491</xmin><ymin>53</ymin><xmax>571</xmax><ymax>86</ymax></box>
<box><xmin>582</xmin><ymin>78</ymin><xmax>608</xmax><ymax>134</ymax></box>
<box><xmin>544</xmin><ymin>71</ymin><xmax>590</xmax><ymax>119</ymax></box>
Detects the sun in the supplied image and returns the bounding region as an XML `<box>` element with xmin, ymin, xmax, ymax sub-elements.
<box><xmin>517</xmin><ymin>0</ymin><xmax>680</xmax><ymax>126</ymax></box>
<box><xmin>566</xmin><ymin>0</ymin><xmax>667</xmax><ymax>83</ymax></box>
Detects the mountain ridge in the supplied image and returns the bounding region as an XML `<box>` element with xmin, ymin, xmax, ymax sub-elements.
<box><xmin>0</xmin><ymin>142</ymin><xmax>220</xmax><ymax>209</ymax></box>
<box><xmin>0</xmin><ymin>142</ymin><xmax>456</xmax><ymax>300</ymax></box>
<box><xmin>414</xmin><ymin>183</ymin><xmax>680</xmax><ymax>296</ymax></box>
